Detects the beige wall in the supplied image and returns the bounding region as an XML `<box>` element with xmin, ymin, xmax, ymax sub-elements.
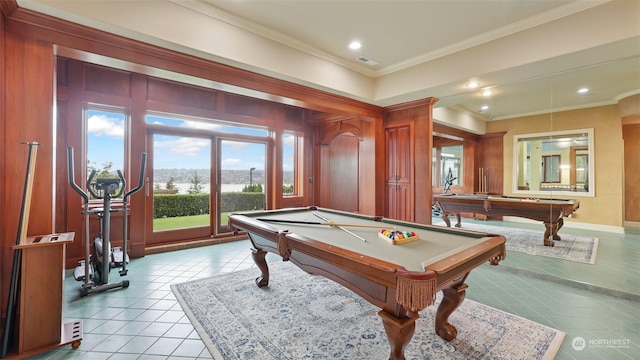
<box><xmin>486</xmin><ymin>104</ymin><xmax>623</xmax><ymax>228</ymax></box>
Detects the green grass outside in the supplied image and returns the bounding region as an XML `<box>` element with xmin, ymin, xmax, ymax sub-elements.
<box><xmin>153</xmin><ymin>213</ymin><xmax>230</xmax><ymax>231</ymax></box>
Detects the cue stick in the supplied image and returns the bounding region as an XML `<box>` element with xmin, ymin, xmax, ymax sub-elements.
<box><xmin>256</xmin><ymin>218</ymin><xmax>390</xmax><ymax>229</ymax></box>
<box><xmin>312</xmin><ymin>212</ymin><xmax>367</xmax><ymax>242</ymax></box>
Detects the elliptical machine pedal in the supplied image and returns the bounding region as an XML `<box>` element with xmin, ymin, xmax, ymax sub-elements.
<box><xmin>111</xmin><ymin>247</ymin><xmax>129</xmax><ymax>266</ymax></box>
<box><xmin>73</xmin><ymin>259</ymin><xmax>94</xmax><ymax>282</ymax></box>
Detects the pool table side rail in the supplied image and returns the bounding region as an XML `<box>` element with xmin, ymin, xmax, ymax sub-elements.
<box><xmin>425</xmin><ymin>236</ymin><xmax>506</xmax><ymax>289</ymax></box>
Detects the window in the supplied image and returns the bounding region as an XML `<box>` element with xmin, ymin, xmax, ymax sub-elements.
<box><xmin>542</xmin><ymin>155</ymin><xmax>561</xmax><ymax>183</ymax></box>
<box><xmin>432</xmin><ymin>147</ymin><xmax>437</xmax><ymax>186</ymax></box>
<box><xmin>440</xmin><ymin>145</ymin><xmax>463</xmax><ymax>187</ymax></box>
<box><xmin>576</xmin><ymin>154</ymin><xmax>588</xmax><ymax>184</ymax></box>
<box><xmin>145</xmin><ymin>113</ymin><xmax>269</xmax><ymax>136</ymax></box>
<box><xmin>282</xmin><ymin>131</ymin><xmax>302</xmax><ymax>196</ymax></box>
<box><xmin>85</xmin><ymin>107</ymin><xmax>127</xmax><ymax>198</ymax></box>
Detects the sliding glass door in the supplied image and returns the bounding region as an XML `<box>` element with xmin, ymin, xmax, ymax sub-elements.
<box><xmin>216</xmin><ymin>138</ymin><xmax>266</xmax><ymax>233</ymax></box>
<box><xmin>145</xmin><ymin>130</ymin><xmax>269</xmax><ymax>246</ymax></box>
<box><xmin>148</xmin><ymin>132</ymin><xmax>212</xmax><ymax>246</ymax></box>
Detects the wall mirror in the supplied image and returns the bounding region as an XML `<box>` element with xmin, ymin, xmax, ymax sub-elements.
<box><xmin>513</xmin><ymin>128</ymin><xmax>594</xmax><ymax>197</ymax></box>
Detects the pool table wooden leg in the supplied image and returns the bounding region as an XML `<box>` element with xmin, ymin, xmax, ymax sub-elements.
<box><xmin>378</xmin><ymin>310</ymin><xmax>417</xmax><ymax>360</ymax></box>
<box><xmin>435</xmin><ymin>280</ymin><xmax>469</xmax><ymax>341</ymax></box>
<box><xmin>453</xmin><ymin>213</ymin><xmax>462</xmax><ymax>228</ymax></box>
<box><xmin>552</xmin><ymin>217</ymin><xmax>564</xmax><ymax>240</ymax></box>
<box><xmin>543</xmin><ymin>221</ymin><xmax>561</xmax><ymax>247</ymax></box>
<box><xmin>441</xmin><ymin>212</ymin><xmax>462</xmax><ymax>228</ymax></box>
<box><xmin>441</xmin><ymin>213</ymin><xmax>451</xmax><ymax>227</ymax></box>
<box><xmin>251</xmin><ymin>248</ymin><xmax>270</xmax><ymax>287</ymax></box>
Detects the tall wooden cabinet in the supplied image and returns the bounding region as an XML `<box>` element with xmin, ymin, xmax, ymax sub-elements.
<box><xmin>383</xmin><ymin>98</ymin><xmax>437</xmax><ymax>224</ymax></box>
<box><xmin>385</xmin><ymin>125</ymin><xmax>413</xmax><ymax>221</ymax></box>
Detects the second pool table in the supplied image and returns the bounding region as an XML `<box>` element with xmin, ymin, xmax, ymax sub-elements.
<box><xmin>229</xmin><ymin>206</ymin><xmax>506</xmax><ymax>360</ymax></box>
<box><xmin>434</xmin><ymin>194</ymin><xmax>579</xmax><ymax>246</ymax></box>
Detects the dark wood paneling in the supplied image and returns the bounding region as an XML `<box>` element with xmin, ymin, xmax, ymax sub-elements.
<box><xmin>225</xmin><ymin>93</ymin><xmax>274</xmax><ymax>119</ymax></box>
<box><xmin>0</xmin><ymin>0</ymin><xmax>17</xmax><ymax>16</ymax></box>
<box><xmin>623</xmin><ymin>123</ymin><xmax>640</xmax><ymax>222</ymax></box>
<box><xmin>433</xmin><ymin>122</ymin><xmax>479</xmax><ymax>141</ymax></box>
<box><xmin>2</xmin><ymin>32</ymin><xmax>55</xmax><ymax>323</ymax></box>
<box><xmin>477</xmin><ymin>132</ymin><xmax>505</xmax><ymax>195</ymax></box>
<box><xmin>54</xmin><ymin>99</ymin><xmax>68</xmax><ymax>233</ymax></box>
<box><xmin>4</xmin><ymin>8</ymin><xmax>383</xmax><ymax>120</ymax></box>
<box><xmin>328</xmin><ymin>134</ymin><xmax>359</xmax><ymax>212</ymax></box>
<box><xmin>282</xmin><ymin>105</ymin><xmax>308</xmax><ymax>129</ymax></box>
<box><xmin>84</xmin><ymin>63</ymin><xmax>131</xmax><ymax>97</ymax></box>
<box><xmin>56</xmin><ymin>57</ymin><xmax>68</xmax><ymax>87</ymax></box>
<box><xmin>147</xmin><ymin>77</ymin><xmax>216</xmax><ymax>112</ymax></box>
<box><xmin>0</xmin><ymin>5</ymin><xmax>6</xmax><ymax>321</ymax></box>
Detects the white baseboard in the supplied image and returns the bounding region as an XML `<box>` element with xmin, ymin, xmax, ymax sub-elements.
<box><xmin>502</xmin><ymin>216</ymin><xmax>624</xmax><ymax>234</ymax></box>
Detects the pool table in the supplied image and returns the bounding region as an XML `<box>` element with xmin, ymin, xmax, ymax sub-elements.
<box><xmin>228</xmin><ymin>206</ymin><xmax>506</xmax><ymax>360</ymax></box>
<box><xmin>434</xmin><ymin>194</ymin><xmax>580</xmax><ymax>246</ymax></box>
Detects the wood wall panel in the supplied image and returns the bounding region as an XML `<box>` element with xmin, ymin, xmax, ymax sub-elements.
<box><xmin>129</xmin><ymin>73</ymin><xmax>148</xmax><ymax>258</ymax></box>
<box><xmin>56</xmin><ymin>57</ymin><xmax>68</xmax><ymax>87</ymax></box>
<box><xmin>328</xmin><ymin>134</ymin><xmax>359</xmax><ymax>212</ymax></box>
<box><xmin>225</xmin><ymin>93</ymin><xmax>275</xmax><ymax>119</ymax></box>
<box><xmin>147</xmin><ymin>77</ymin><xmax>216</xmax><ymax>112</ymax></box>
<box><xmin>54</xmin><ymin>99</ymin><xmax>68</xmax><ymax>234</ymax></box>
<box><xmin>282</xmin><ymin>106</ymin><xmax>306</xmax><ymax>127</ymax></box>
<box><xmin>623</xmin><ymin>123</ymin><xmax>640</xmax><ymax>222</ymax></box>
<box><xmin>0</xmin><ymin>8</ymin><xmax>6</xmax><ymax>322</ymax></box>
<box><xmin>477</xmin><ymin>132</ymin><xmax>506</xmax><ymax>195</ymax></box>
<box><xmin>2</xmin><ymin>31</ymin><xmax>55</xmax><ymax>324</ymax></box>
<box><xmin>84</xmin><ymin>63</ymin><xmax>131</xmax><ymax>97</ymax></box>
<box><xmin>318</xmin><ymin>144</ymin><xmax>331</xmax><ymax>207</ymax></box>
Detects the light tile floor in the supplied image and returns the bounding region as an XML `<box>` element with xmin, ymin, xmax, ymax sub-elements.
<box><xmin>30</xmin><ymin>220</ymin><xmax>639</xmax><ymax>359</ymax></box>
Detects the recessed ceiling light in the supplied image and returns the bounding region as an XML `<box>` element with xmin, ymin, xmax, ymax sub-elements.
<box><xmin>466</xmin><ymin>81</ymin><xmax>479</xmax><ymax>89</ymax></box>
<box><xmin>577</xmin><ymin>87</ymin><xmax>589</xmax><ymax>94</ymax></box>
<box><xmin>480</xmin><ymin>105</ymin><xmax>489</xmax><ymax>110</ymax></box>
<box><xmin>349</xmin><ymin>41</ymin><xmax>362</xmax><ymax>50</ymax></box>
<box><xmin>481</xmin><ymin>89</ymin><xmax>492</xmax><ymax>96</ymax></box>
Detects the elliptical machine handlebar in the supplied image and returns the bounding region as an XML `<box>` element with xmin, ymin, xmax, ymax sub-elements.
<box><xmin>124</xmin><ymin>153</ymin><xmax>147</xmax><ymax>201</ymax></box>
<box><xmin>67</xmin><ymin>147</ymin><xmax>89</xmax><ymax>204</ymax></box>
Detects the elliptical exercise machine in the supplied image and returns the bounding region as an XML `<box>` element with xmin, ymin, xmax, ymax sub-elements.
<box><xmin>67</xmin><ymin>147</ymin><xmax>146</xmax><ymax>296</ymax></box>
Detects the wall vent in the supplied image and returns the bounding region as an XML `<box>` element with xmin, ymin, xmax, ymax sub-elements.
<box><xmin>356</xmin><ymin>56</ymin><xmax>378</xmax><ymax>66</ymax></box>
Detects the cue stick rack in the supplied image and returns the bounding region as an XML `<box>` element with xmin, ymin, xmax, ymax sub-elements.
<box><xmin>477</xmin><ymin>167</ymin><xmax>489</xmax><ymax>194</ymax></box>
<box><xmin>1</xmin><ymin>142</ymin><xmax>82</xmax><ymax>359</ymax></box>
<box><xmin>475</xmin><ymin>167</ymin><xmax>490</xmax><ymax>221</ymax></box>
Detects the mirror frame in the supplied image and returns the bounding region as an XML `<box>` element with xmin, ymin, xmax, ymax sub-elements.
<box><xmin>513</xmin><ymin>128</ymin><xmax>594</xmax><ymax>197</ymax></box>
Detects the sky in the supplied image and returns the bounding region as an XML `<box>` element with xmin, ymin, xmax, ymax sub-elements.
<box><xmin>86</xmin><ymin>110</ymin><xmax>295</xmax><ymax>173</ymax></box>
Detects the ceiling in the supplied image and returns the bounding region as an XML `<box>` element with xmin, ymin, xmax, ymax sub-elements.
<box><xmin>15</xmin><ymin>0</ymin><xmax>640</xmax><ymax>125</ymax></box>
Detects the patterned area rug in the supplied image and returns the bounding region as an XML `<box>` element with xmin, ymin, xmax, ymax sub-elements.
<box><xmin>172</xmin><ymin>261</ymin><xmax>565</xmax><ymax>360</ymax></box>
<box><xmin>433</xmin><ymin>221</ymin><xmax>598</xmax><ymax>264</ymax></box>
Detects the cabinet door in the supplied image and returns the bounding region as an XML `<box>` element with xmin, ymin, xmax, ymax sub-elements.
<box><xmin>385</xmin><ymin>126</ymin><xmax>412</xmax><ymax>221</ymax></box>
